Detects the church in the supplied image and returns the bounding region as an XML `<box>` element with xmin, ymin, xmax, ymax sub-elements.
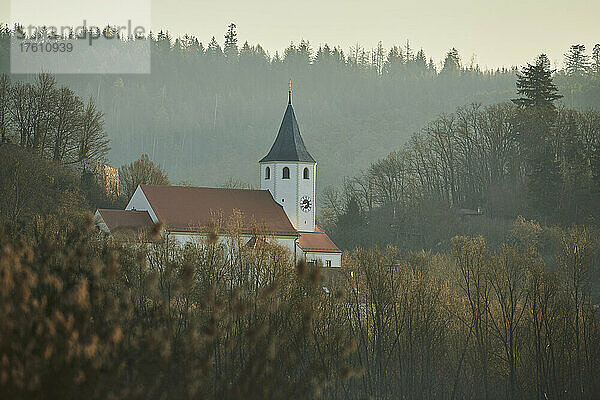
<box><xmin>95</xmin><ymin>87</ymin><xmax>341</xmax><ymax>267</ymax></box>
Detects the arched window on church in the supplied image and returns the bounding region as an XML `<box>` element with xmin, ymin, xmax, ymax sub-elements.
<box><xmin>282</xmin><ymin>167</ymin><xmax>290</xmax><ymax>179</ymax></box>
<box><xmin>265</xmin><ymin>167</ymin><xmax>270</xmax><ymax>180</ymax></box>
<box><xmin>303</xmin><ymin>167</ymin><xmax>309</xmax><ymax>179</ymax></box>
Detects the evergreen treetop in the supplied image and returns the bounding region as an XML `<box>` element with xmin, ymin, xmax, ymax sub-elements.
<box><xmin>565</xmin><ymin>44</ymin><xmax>590</xmax><ymax>76</ymax></box>
<box><xmin>224</xmin><ymin>23</ymin><xmax>238</xmax><ymax>60</ymax></box>
<box><xmin>512</xmin><ymin>54</ymin><xmax>562</xmax><ymax>108</ymax></box>
<box><xmin>592</xmin><ymin>44</ymin><xmax>600</xmax><ymax>76</ymax></box>
<box><xmin>441</xmin><ymin>48</ymin><xmax>460</xmax><ymax>74</ymax></box>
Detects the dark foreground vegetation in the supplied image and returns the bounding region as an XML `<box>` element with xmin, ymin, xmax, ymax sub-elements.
<box><xmin>0</xmin><ymin>214</ymin><xmax>598</xmax><ymax>399</ymax></box>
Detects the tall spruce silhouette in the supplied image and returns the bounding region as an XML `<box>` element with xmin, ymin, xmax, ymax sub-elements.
<box><xmin>512</xmin><ymin>54</ymin><xmax>562</xmax><ymax>108</ymax></box>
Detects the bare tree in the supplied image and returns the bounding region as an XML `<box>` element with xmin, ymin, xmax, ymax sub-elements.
<box><xmin>119</xmin><ymin>154</ymin><xmax>170</xmax><ymax>198</ymax></box>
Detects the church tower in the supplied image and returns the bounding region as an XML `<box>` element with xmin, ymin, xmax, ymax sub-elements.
<box><xmin>259</xmin><ymin>85</ymin><xmax>316</xmax><ymax>232</ymax></box>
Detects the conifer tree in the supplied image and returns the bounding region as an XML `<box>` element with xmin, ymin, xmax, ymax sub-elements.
<box><xmin>441</xmin><ymin>48</ymin><xmax>460</xmax><ymax>74</ymax></box>
<box><xmin>405</xmin><ymin>39</ymin><xmax>413</xmax><ymax>61</ymax></box>
<box><xmin>384</xmin><ymin>46</ymin><xmax>404</xmax><ymax>76</ymax></box>
<box><xmin>239</xmin><ymin>41</ymin><xmax>251</xmax><ymax>56</ymax></box>
<box><xmin>206</xmin><ymin>36</ymin><xmax>223</xmax><ymax>59</ymax></box>
<box><xmin>592</xmin><ymin>44</ymin><xmax>600</xmax><ymax>77</ymax></box>
<box><xmin>565</xmin><ymin>44</ymin><xmax>590</xmax><ymax>76</ymax></box>
<box><xmin>427</xmin><ymin>58</ymin><xmax>437</xmax><ymax>73</ymax></box>
<box><xmin>415</xmin><ymin>49</ymin><xmax>427</xmax><ymax>70</ymax></box>
<box><xmin>155</xmin><ymin>30</ymin><xmax>171</xmax><ymax>53</ymax></box>
<box><xmin>224</xmin><ymin>23</ymin><xmax>238</xmax><ymax>61</ymax></box>
<box><xmin>272</xmin><ymin>51</ymin><xmax>282</xmax><ymax>66</ymax></box>
<box><xmin>297</xmin><ymin>40</ymin><xmax>313</xmax><ymax>64</ymax></box>
<box><xmin>512</xmin><ymin>54</ymin><xmax>562</xmax><ymax>108</ymax></box>
<box><xmin>374</xmin><ymin>41</ymin><xmax>385</xmax><ymax>75</ymax></box>
<box><xmin>283</xmin><ymin>42</ymin><xmax>297</xmax><ymax>64</ymax></box>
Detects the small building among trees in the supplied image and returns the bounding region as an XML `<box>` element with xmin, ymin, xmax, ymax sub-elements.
<box><xmin>96</xmin><ymin>88</ymin><xmax>341</xmax><ymax>267</ymax></box>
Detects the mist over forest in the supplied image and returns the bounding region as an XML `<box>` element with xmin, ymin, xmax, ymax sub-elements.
<box><xmin>3</xmin><ymin>24</ymin><xmax>598</xmax><ymax>189</ymax></box>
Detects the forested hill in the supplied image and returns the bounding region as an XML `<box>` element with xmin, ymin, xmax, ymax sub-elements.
<box><xmin>1</xmin><ymin>26</ymin><xmax>599</xmax><ymax>188</ymax></box>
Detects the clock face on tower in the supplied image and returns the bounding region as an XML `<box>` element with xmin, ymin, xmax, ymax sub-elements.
<box><xmin>300</xmin><ymin>196</ymin><xmax>312</xmax><ymax>212</ymax></box>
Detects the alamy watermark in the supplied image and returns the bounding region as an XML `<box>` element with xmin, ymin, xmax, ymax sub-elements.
<box><xmin>10</xmin><ymin>0</ymin><xmax>151</xmax><ymax>74</ymax></box>
<box><xmin>15</xmin><ymin>20</ymin><xmax>147</xmax><ymax>46</ymax></box>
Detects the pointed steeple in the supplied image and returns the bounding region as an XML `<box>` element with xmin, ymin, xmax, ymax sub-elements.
<box><xmin>260</xmin><ymin>86</ymin><xmax>315</xmax><ymax>163</ymax></box>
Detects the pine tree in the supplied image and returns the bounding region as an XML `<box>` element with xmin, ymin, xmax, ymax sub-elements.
<box><xmin>155</xmin><ymin>30</ymin><xmax>171</xmax><ymax>53</ymax></box>
<box><xmin>314</xmin><ymin>44</ymin><xmax>334</xmax><ymax>67</ymax></box>
<box><xmin>384</xmin><ymin>46</ymin><xmax>404</xmax><ymax>76</ymax></box>
<box><xmin>405</xmin><ymin>40</ymin><xmax>413</xmax><ymax>61</ymax></box>
<box><xmin>427</xmin><ymin>58</ymin><xmax>437</xmax><ymax>74</ymax></box>
<box><xmin>254</xmin><ymin>44</ymin><xmax>268</xmax><ymax>62</ymax></box>
<box><xmin>565</xmin><ymin>44</ymin><xmax>590</xmax><ymax>76</ymax></box>
<box><xmin>374</xmin><ymin>41</ymin><xmax>385</xmax><ymax>75</ymax></box>
<box><xmin>415</xmin><ymin>49</ymin><xmax>427</xmax><ymax>70</ymax></box>
<box><xmin>223</xmin><ymin>23</ymin><xmax>238</xmax><ymax>61</ymax></box>
<box><xmin>441</xmin><ymin>48</ymin><xmax>460</xmax><ymax>74</ymax></box>
<box><xmin>206</xmin><ymin>36</ymin><xmax>223</xmax><ymax>59</ymax></box>
<box><xmin>592</xmin><ymin>44</ymin><xmax>600</xmax><ymax>77</ymax></box>
<box><xmin>283</xmin><ymin>42</ymin><xmax>298</xmax><ymax>64</ymax></box>
<box><xmin>298</xmin><ymin>40</ymin><xmax>313</xmax><ymax>64</ymax></box>
<box><xmin>512</xmin><ymin>54</ymin><xmax>562</xmax><ymax>108</ymax></box>
<box><xmin>240</xmin><ymin>41</ymin><xmax>251</xmax><ymax>56</ymax></box>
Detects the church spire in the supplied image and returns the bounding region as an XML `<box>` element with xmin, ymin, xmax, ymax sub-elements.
<box><xmin>259</xmin><ymin>85</ymin><xmax>315</xmax><ymax>163</ymax></box>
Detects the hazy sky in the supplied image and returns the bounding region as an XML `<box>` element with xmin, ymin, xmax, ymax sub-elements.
<box><xmin>3</xmin><ymin>0</ymin><xmax>599</xmax><ymax>69</ymax></box>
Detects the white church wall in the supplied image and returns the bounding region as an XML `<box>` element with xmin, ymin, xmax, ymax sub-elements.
<box><xmin>167</xmin><ymin>232</ymin><xmax>200</xmax><ymax>245</ymax></box>
<box><xmin>166</xmin><ymin>231</ymin><xmax>297</xmax><ymax>260</ymax></box>
<box><xmin>125</xmin><ymin>186</ymin><xmax>159</xmax><ymax>222</ymax></box>
<box><xmin>167</xmin><ymin>232</ymin><xmax>243</xmax><ymax>247</ymax></box>
<box><xmin>259</xmin><ymin>163</ymin><xmax>275</xmax><ymax>194</ymax></box>
<box><xmin>272</xmin><ymin>162</ymin><xmax>298</xmax><ymax>229</ymax></box>
<box><xmin>274</xmin><ymin>236</ymin><xmax>297</xmax><ymax>255</ymax></box>
<box><xmin>260</xmin><ymin>162</ymin><xmax>316</xmax><ymax>232</ymax></box>
<box><xmin>297</xmin><ymin>162</ymin><xmax>316</xmax><ymax>232</ymax></box>
<box><xmin>296</xmin><ymin>246</ymin><xmax>342</xmax><ymax>268</ymax></box>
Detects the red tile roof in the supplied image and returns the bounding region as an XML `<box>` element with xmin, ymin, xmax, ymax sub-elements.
<box><xmin>97</xmin><ymin>209</ymin><xmax>153</xmax><ymax>233</ymax></box>
<box><xmin>139</xmin><ymin>185</ymin><xmax>297</xmax><ymax>236</ymax></box>
<box><xmin>298</xmin><ymin>231</ymin><xmax>341</xmax><ymax>253</ymax></box>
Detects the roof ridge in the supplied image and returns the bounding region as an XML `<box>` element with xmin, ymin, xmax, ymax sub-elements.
<box><xmin>141</xmin><ymin>184</ymin><xmax>268</xmax><ymax>192</ymax></box>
